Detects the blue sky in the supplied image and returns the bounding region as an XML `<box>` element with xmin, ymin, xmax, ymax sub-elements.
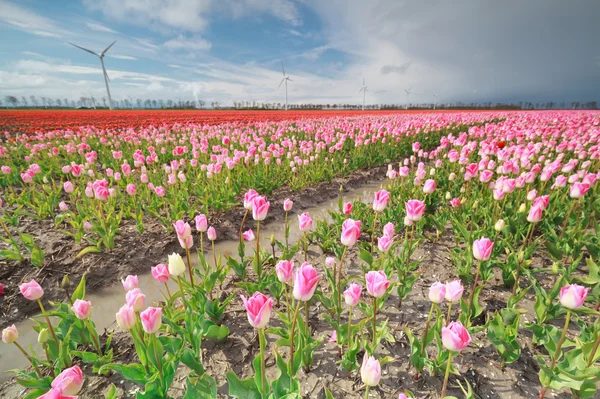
<box><xmin>1</xmin><ymin>0</ymin><xmax>599</xmax><ymax>106</ymax></box>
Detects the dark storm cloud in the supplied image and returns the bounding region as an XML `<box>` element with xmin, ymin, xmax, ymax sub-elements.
<box><xmin>309</xmin><ymin>0</ymin><xmax>600</xmax><ymax>103</ymax></box>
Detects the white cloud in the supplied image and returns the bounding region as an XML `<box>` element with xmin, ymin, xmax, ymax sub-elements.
<box><xmin>109</xmin><ymin>54</ymin><xmax>137</xmax><ymax>60</ymax></box>
<box><xmin>163</xmin><ymin>35</ymin><xmax>211</xmax><ymax>51</ymax></box>
<box><xmin>84</xmin><ymin>0</ymin><xmax>301</xmax><ymax>32</ymax></box>
<box><xmin>0</xmin><ymin>1</ymin><xmax>65</xmax><ymax>37</ymax></box>
<box><xmin>85</xmin><ymin>22</ymin><xmax>118</xmax><ymax>34</ymax></box>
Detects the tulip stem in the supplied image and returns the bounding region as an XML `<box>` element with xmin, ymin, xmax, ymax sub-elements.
<box><xmin>86</xmin><ymin>320</ymin><xmax>103</xmax><ymax>356</ymax></box>
<box><xmin>152</xmin><ymin>334</ymin><xmax>165</xmax><ymax>394</ymax></box>
<box><xmin>256</xmin><ymin>221</ymin><xmax>262</xmax><ymax>279</ymax></box>
<box><xmin>258</xmin><ymin>328</ymin><xmax>267</xmax><ymax>398</ymax></box>
<box><xmin>420</xmin><ymin>303</ymin><xmax>435</xmax><ymax>359</ymax></box>
<box><xmin>13</xmin><ymin>342</ymin><xmax>43</xmax><ymax>378</ymax></box>
<box><xmin>303</xmin><ymin>232</ymin><xmax>308</xmax><ymax>262</ymax></box>
<box><xmin>289</xmin><ymin>300</ymin><xmax>302</xmax><ymax>379</ymax></box>
<box><xmin>372</xmin><ymin>296</ymin><xmax>377</xmax><ymax>353</ymax></box>
<box><xmin>587</xmin><ymin>330</ymin><xmax>600</xmax><ymax>367</ymax></box>
<box><xmin>336</xmin><ymin>246</ymin><xmax>349</xmax><ymax>328</ymax></box>
<box><xmin>370</xmin><ymin>212</ymin><xmax>379</xmax><ymax>254</ymax></box>
<box><xmin>559</xmin><ymin>200</ymin><xmax>577</xmax><ymax>241</ymax></box>
<box><xmin>164</xmin><ymin>283</ymin><xmax>173</xmax><ymax>301</ymax></box>
<box><xmin>513</xmin><ymin>224</ymin><xmax>534</xmax><ymax>296</ymax></box>
<box><xmin>185</xmin><ymin>247</ymin><xmax>195</xmax><ymax>288</ymax></box>
<box><xmin>284</xmin><ymin>211</ymin><xmax>289</xmax><ymax>250</ymax></box>
<box><xmin>466</xmin><ymin>261</ymin><xmax>481</xmax><ymax>325</ymax></box>
<box><xmin>364</xmin><ymin>385</ymin><xmax>370</xmax><ymax>399</ymax></box>
<box><xmin>199</xmin><ymin>232</ymin><xmax>204</xmax><ymax>267</ymax></box>
<box><xmin>539</xmin><ymin>309</ymin><xmax>571</xmax><ymax>399</ymax></box>
<box><xmin>37</xmin><ymin>299</ymin><xmax>59</xmax><ymax>346</ymax></box>
<box><xmin>43</xmin><ymin>345</ymin><xmax>55</xmax><ymax>377</ymax></box>
<box><xmin>440</xmin><ymin>351</ymin><xmax>454</xmax><ymax>398</ymax></box>
<box><xmin>446</xmin><ymin>301</ymin><xmax>453</xmax><ymax>325</ymax></box>
<box><xmin>240</xmin><ymin>209</ymin><xmax>248</xmax><ymax>243</ymax></box>
<box><xmin>347</xmin><ymin>305</ymin><xmax>353</xmax><ymax>353</ymax></box>
<box><xmin>177</xmin><ymin>276</ymin><xmax>185</xmax><ymax>300</ymax></box>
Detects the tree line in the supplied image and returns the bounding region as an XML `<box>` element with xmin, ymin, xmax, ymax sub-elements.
<box><xmin>2</xmin><ymin>95</ymin><xmax>598</xmax><ymax>111</ymax></box>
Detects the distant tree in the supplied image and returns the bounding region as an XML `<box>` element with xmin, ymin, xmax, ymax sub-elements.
<box><xmin>56</xmin><ymin>99</ymin><xmax>62</xmax><ymax>107</ymax></box>
<box><xmin>30</xmin><ymin>95</ymin><xmax>38</xmax><ymax>107</ymax></box>
<box><xmin>5</xmin><ymin>96</ymin><xmax>18</xmax><ymax>107</ymax></box>
<box><xmin>151</xmin><ymin>100</ymin><xmax>157</xmax><ymax>108</ymax></box>
<box><xmin>198</xmin><ymin>100</ymin><xmax>205</xmax><ymax>109</ymax></box>
<box><xmin>166</xmin><ymin>99</ymin><xmax>173</xmax><ymax>108</ymax></box>
<box><xmin>21</xmin><ymin>96</ymin><xmax>28</xmax><ymax>107</ymax></box>
<box><xmin>158</xmin><ymin>99</ymin><xmax>164</xmax><ymax>109</ymax></box>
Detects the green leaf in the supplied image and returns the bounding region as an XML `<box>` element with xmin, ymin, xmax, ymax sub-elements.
<box><xmin>181</xmin><ymin>348</ymin><xmax>205</xmax><ymax>376</ymax></box>
<box><xmin>0</xmin><ymin>248</ymin><xmax>23</xmax><ymax>261</ymax></box>
<box><xmin>99</xmin><ymin>363</ymin><xmax>148</xmax><ymax>385</ymax></box>
<box><xmin>205</xmin><ymin>324</ymin><xmax>230</xmax><ymax>341</ymax></box>
<box><xmin>359</xmin><ymin>247</ymin><xmax>373</xmax><ymax>267</ymax></box>
<box><xmin>105</xmin><ymin>384</ymin><xmax>117</xmax><ymax>399</ymax></box>
<box><xmin>226</xmin><ymin>371</ymin><xmax>261</xmax><ymax>399</ymax></box>
<box><xmin>76</xmin><ymin>245</ymin><xmax>102</xmax><ymax>259</ymax></box>
<box><xmin>72</xmin><ymin>350</ymin><xmax>100</xmax><ymax>363</ymax></box>
<box><xmin>184</xmin><ymin>375</ymin><xmax>218</xmax><ymax>399</ymax></box>
<box><xmin>71</xmin><ymin>275</ymin><xmax>86</xmax><ymax>302</ymax></box>
<box><xmin>15</xmin><ymin>376</ymin><xmax>53</xmax><ymax>389</ymax></box>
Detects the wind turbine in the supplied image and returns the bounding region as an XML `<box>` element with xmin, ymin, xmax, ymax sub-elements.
<box><xmin>69</xmin><ymin>40</ymin><xmax>116</xmax><ymax>110</ymax></box>
<box><xmin>404</xmin><ymin>87</ymin><xmax>412</xmax><ymax>110</ymax></box>
<box><xmin>278</xmin><ymin>62</ymin><xmax>293</xmax><ymax>111</ymax></box>
<box><xmin>359</xmin><ymin>78</ymin><xmax>368</xmax><ymax>110</ymax></box>
<box><xmin>433</xmin><ymin>93</ymin><xmax>439</xmax><ymax>110</ymax></box>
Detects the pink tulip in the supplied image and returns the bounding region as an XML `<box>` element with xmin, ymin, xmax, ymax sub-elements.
<box><xmin>445</xmin><ymin>280</ymin><xmax>464</xmax><ymax>303</ymax></box>
<box><xmin>19</xmin><ymin>280</ymin><xmax>44</xmax><ymax>301</ymax></box>
<box><xmin>283</xmin><ymin>199</ymin><xmax>293</xmax><ymax>212</ymax></box>
<box><xmin>340</xmin><ymin>218</ymin><xmax>361</xmax><ymax>246</ymax></box>
<box><xmin>412</xmin><ymin>142</ymin><xmax>420</xmax><ymax>153</ymax></box>
<box><xmin>360</xmin><ymin>354</ymin><xmax>381</xmax><ymax>386</ymax></box>
<box><xmin>570</xmin><ymin>182</ymin><xmax>590</xmax><ymax>199</ymax></box>
<box><xmin>51</xmin><ymin>365</ymin><xmax>84</xmax><ymax>396</ymax></box>
<box><xmin>372</xmin><ymin>190</ymin><xmax>390</xmax><ymax>212</ymax></box>
<box><xmin>399</xmin><ymin>166</ymin><xmax>409</xmax><ymax>177</ymax></box>
<box><xmin>343</xmin><ymin>283</ymin><xmax>362</xmax><ymax>307</ymax></box>
<box><xmin>329</xmin><ymin>330</ymin><xmax>337</xmax><ymax>343</ymax></box>
<box><xmin>399</xmin><ymin>394</ymin><xmax>409</xmax><ymax>399</ymax></box>
<box><xmin>252</xmin><ymin>196</ymin><xmax>270</xmax><ymax>221</ymax></box>
<box><xmin>59</xmin><ymin>202</ymin><xmax>69</xmax><ymax>212</ymax></box>
<box><xmin>442</xmin><ymin>321</ymin><xmax>471</xmax><ymax>352</ymax></box>
<box><xmin>126</xmin><ymin>184</ymin><xmax>137</xmax><ymax>196</ymax></box>
<box><xmin>1</xmin><ymin>166</ymin><xmax>11</xmax><ymax>175</ymax></box>
<box><xmin>154</xmin><ymin>186</ymin><xmax>165</xmax><ymax>197</ymax></box>
<box><xmin>423</xmin><ymin>179</ymin><xmax>436</xmax><ymax>194</ymax></box>
<box><xmin>116</xmin><ymin>305</ymin><xmax>135</xmax><ymax>331</ymax></box>
<box><xmin>38</xmin><ymin>388</ymin><xmax>78</xmax><ymax>399</ymax></box>
<box><xmin>244</xmin><ymin>189</ymin><xmax>259</xmax><ymax>210</ymax></box>
<box><xmin>343</xmin><ymin>202</ymin><xmax>353</xmax><ymax>215</ymax></box>
<box><xmin>479</xmin><ymin>170</ymin><xmax>493</xmax><ymax>183</ymax></box>
<box><xmin>151</xmin><ymin>264</ymin><xmax>170</xmax><ymax>284</ymax></box>
<box><xmin>559</xmin><ymin>284</ymin><xmax>589</xmax><ymax>309</ymax></box>
<box><xmin>292</xmin><ymin>262</ymin><xmax>321</xmax><ymax>301</ymax></box>
<box><xmin>2</xmin><ymin>325</ymin><xmax>18</xmax><ymax>344</ymax></box>
<box><xmin>493</xmin><ymin>188</ymin><xmax>505</xmax><ymax>200</ymax></box>
<box><xmin>377</xmin><ymin>235</ymin><xmax>393</xmax><ymax>252</ymax></box>
<box><xmin>125</xmin><ymin>288</ymin><xmax>146</xmax><ymax>312</ymax></box>
<box><xmin>298</xmin><ymin>212</ymin><xmax>313</xmax><ymax>232</ymax></box>
<box><xmin>275</xmin><ymin>260</ymin><xmax>294</xmax><ymax>283</ymax></box>
<box><xmin>405</xmin><ymin>200</ymin><xmax>425</xmax><ymax>222</ymax></box>
<box><xmin>365</xmin><ymin>271</ymin><xmax>390</xmax><ymax>298</ymax></box>
<box><xmin>71</xmin><ymin>299</ymin><xmax>92</xmax><ymax>320</ymax></box>
<box><xmin>472</xmin><ymin>237</ymin><xmax>494</xmax><ymax>261</ymax></box>
<box><xmin>243</xmin><ymin>229</ymin><xmax>255</xmax><ymax>242</ymax></box>
<box><xmin>533</xmin><ymin>195</ymin><xmax>549</xmax><ymax>210</ymax></box>
<box><xmin>429</xmin><ymin>282</ymin><xmax>447</xmax><ymax>303</ymax></box>
<box><xmin>63</xmin><ymin>181</ymin><xmax>74</xmax><ymax>193</ymax></box>
<box><xmin>140</xmin><ymin>307</ymin><xmax>162</xmax><ymax>334</ymax></box>
<box><xmin>449</xmin><ymin>198</ymin><xmax>461</xmax><ymax>208</ymax></box>
<box><xmin>325</xmin><ymin>256</ymin><xmax>336</xmax><ymax>267</ymax></box>
<box><xmin>207</xmin><ymin>226</ymin><xmax>217</xmax><ymax>241</ymax></box>
<box><xmin>382</xmin><ymin>222</ymin><xmax>394</xmax><ymax>238</ymax></box>
<box><xmin>241</xmin><ymin>292</ymin><xmax>273</xmax><ymax>329</ymax></box>
<box><xmin>527</xmin><ymin>204</ymin><xmax>543</xmax><ymax>223</ymax></box>
<box><xmin>527</xmin><ymin>189</ymin><xmax>537</xmax><ymax>201</ymax></box>
<box><xmin>195</xmin><ymin>214</ymin><xmax>208</xmax><ymax>232</ymax></box>
<box><xmin>121</xmin><ymin>275</ymin><xmax>139</xmax><ymax>291</ymax></box>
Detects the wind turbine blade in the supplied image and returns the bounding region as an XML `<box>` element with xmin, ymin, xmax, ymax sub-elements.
<box><xmin>287</xmin><ymin>78</ymin><xmax>293</xmax><ymax>82</ymax></box>
<box><xmin>277</xmin><ymin>78</ymin><xmax>285</xmax><ymax>89</ymax></box>
<box><xmin>281</xmin><ymin>62</ymin><xmax>285</xmax><ymax>77</ymax></box>
<box><xmin>363</xmin><ymin>77</ymin><xmax>365</xmax><ymax>86</ymax></box>
<box><xmin>100</xmin><ymin>40</ymin><xmax>117</xmax><ymax>57</ymax></box>
<box><xmin>69</xmin><ymin>42</ymin><xmax>99</xmax><ymax>56</ymax></box>
<box><xmin>103</xmin><ymin>68</ymin><xmax>111</xmax><ymax>83</ymax></box>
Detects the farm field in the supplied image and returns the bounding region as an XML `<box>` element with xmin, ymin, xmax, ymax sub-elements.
<box><xmin>0</xmin><ymin>109</ymin><xmax>475</xmax><ymax>135</ymax></box>
<box><xmin>0</xmin><ymin>110</ymin><xmax>599</xmax><ymax>399</ymax></box>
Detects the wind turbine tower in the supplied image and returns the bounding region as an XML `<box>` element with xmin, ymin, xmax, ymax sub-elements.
<box><xmin>433</xmin><ymin>93</ymin><xmax>439</xmax><ymax>110</ymax></box>
<box><xmin>404</xmin><ymin>87</ymin><xmax>412</xmax><ymax>110</ymax></box>
<box><xmin>278</xmin><ymin>62</ymin><xmax>293</xmax><ymax>110</ymax></box>
<box><xmin>69</xmin><ymin>41</ymin><xmax>116</xmax><ymax>110</ymax></box>
<box><xmin>359</xmin><ymin>78</ymin><xmax>368</xmax><ymax>110</ymax></box>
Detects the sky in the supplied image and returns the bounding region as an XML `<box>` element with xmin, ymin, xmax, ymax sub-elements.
<box><xmin>0</xmin><ymin>0</ymin><xmax>599</xmax><ymax>107</ymax></box>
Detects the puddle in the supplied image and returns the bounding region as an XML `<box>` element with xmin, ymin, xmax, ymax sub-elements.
<box><xmin>0</xmin><ymin>180</ymin><xmax>386</xmax><ymax>382</ymax></box>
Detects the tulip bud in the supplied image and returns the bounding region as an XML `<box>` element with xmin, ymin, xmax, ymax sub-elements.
<box><xmin>552</xmin><ymin>262</ymin><xmax>559</xmax><ymax>275</ymax></box>
<box><xmin>445</xmin><ymin>192</ymin><xmax>452</xmax><ymax>200</ymax></box>
<box><xmin>494</xmin><ymin>219</ymin><xmax>505</xmax><ymax>232</ymax></box>
<box><xmin>518</xmin><ymin>203</ymin><xmax>526</xmax><ymax>213</ymax></box>
<box><xmin>472</xmin><ymin>201</ymin><xmax>478</xmax><ymax>209</ymax></box>
<box><xmin>38</xmin><ymin>328</ymin><xmax>50</xmax><ymax>344</ymax></box>
<box><xmin>517</xmin><ymin>251</ymin><xmax>524</xmax><ymax>263</ymax></box>
<box><xmin>61</xmin><ymin>275</ymin><xmax>71</xmax><ymax>289</ymax></box>
<box><xmin>339</xmin><ymin>184</ymin><xmax>344</xmax><ymax>193</ymax></box>
<box><xmin>270</xmin><ymin>234</ymin><xmax>276</xmax><ymax>246</ymax></box>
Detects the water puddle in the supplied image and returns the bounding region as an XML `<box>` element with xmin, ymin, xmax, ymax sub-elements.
<box><xmin>0</xmin><ymin>180</ymin><xmax>386</xmax><ymax>382</ymax></box>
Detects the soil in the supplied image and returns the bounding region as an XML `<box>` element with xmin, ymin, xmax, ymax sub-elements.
<box><xmin>0</xmin><ymin>165</ymin><xmax>594</xmax><ymax>398</ymax></box>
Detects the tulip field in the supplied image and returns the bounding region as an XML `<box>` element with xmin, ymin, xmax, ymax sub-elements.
<box><xmin>0</xmin><ymin>110</ymin><xmax>600</xmax><ymax>398</ymax></box>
